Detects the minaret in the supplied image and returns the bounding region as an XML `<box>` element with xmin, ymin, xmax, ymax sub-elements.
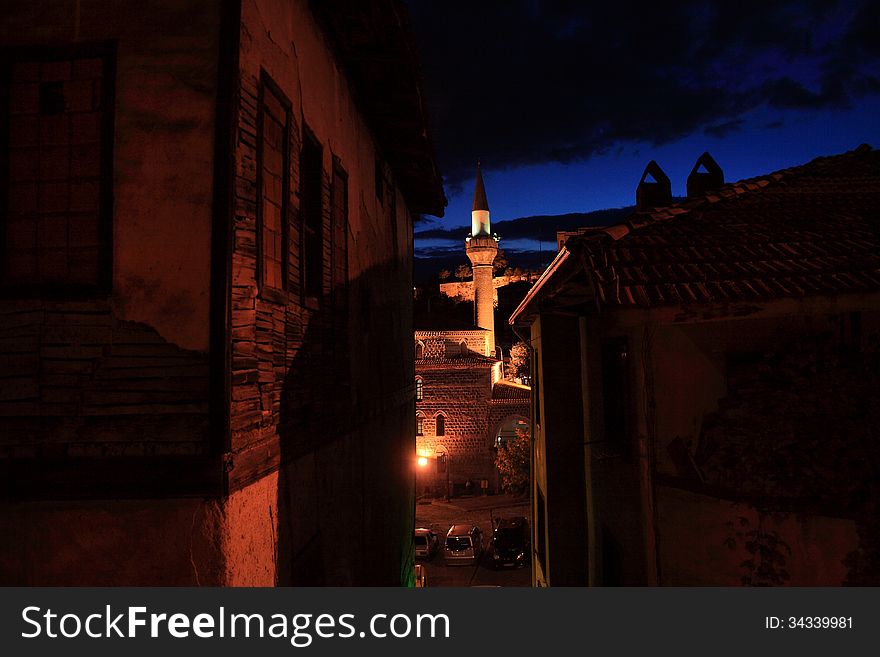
<box><xmin>466</xmin><ymin>164</ymin><xmax>498</xmax><ymax>356</ymax></box>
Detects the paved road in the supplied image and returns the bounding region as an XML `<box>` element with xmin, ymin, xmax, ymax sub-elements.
<box><xmin>415</xmin><ymin>497</ymin><xmax>531</xmax><ymax>587</ymax></box>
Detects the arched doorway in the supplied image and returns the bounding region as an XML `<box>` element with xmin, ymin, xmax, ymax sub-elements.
<box><xmin>489</xmin><ymin>413</ymin><xmax>530</xmax><ymax>496</ymax></box>
<box><xmin>493</xmin><ymin>414</ymin><xmax>529</xmax><ymax>448</ymax></box>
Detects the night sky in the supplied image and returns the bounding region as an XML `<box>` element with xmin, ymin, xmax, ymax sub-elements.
<box><xmin>408</xmin><ymin>0</ymin><xmax>880</xmax><ymax>265</ymax></box>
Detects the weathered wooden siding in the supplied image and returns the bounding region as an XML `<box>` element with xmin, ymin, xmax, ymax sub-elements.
<box><xmin>222</xmin><ymin>0</ymin><xmax>417</xmax><ymax>585</ymax></box>
<box><xmin>0</xmin><ymin>300</ymin><xmax>209</xmax><ymax>458</ymax></box>
<box><xmin>0</xmin><ymin>0</ymin><xmax>220</xmax><ymax>462</ymax></box>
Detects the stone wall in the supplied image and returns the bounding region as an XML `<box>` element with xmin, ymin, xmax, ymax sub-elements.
<box><xmin>415</xmin><ymin>359</ymin><xmax>528</xmax><ymax>493</ymax></box>
<box><xmin>440</xmin><ymin>273</ymin><xmax>539</xmax><ymax>303</ymax></box>
<box><xmin>416</xmin><ymin>329</ymin><xmax>489</xmax><ymax>358</ymax></box>
<box><xmin>416</xmin><ymin>363</ymin><xmax>492</xmax><ymax>486</ymax></box>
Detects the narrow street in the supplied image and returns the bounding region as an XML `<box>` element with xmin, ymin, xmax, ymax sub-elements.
<box><xmin>415</xmin><ymin>495</ymin><xmax>531</xmax><ymax>587</ymax></box>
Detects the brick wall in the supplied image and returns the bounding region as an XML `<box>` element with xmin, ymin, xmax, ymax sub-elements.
<box><xmin>415</xmin><ymin>329</ymin><xmax>489</xmax><ymax>358</ymax></box>
<box><xmin>415</xmin><ymin>360</ymin><xmax>529</xmax><ymax>490</ymax></box>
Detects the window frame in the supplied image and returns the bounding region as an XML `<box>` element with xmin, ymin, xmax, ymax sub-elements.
<box><xmin>255</xmin><ymin>70</ymin><xmax>291</xmax><ymax>303</ymax></box>
<box><xmin>600</xmin><ymin>336</ymin><xmax>630</xmax><ymax>458</ymax></box>
<box><xmin>388</xmin><ymin>178</ymin><xmax>398</xmax><ymax>259</ymax></box>
<box><xmin>374</xmin><ymin>157</ymin><xmax>384</xmax><ymax>205</ymax></box>
<box><xmin>329</xmin><ymin>155</ymin><xmax>348</xmax><ymax>295</ymax></box>
<box><xmin>533</xmin><ymin>349</ymin><xmax>541</xmax><ymax>427</ymax></box>
<box><xmin>435</xmin><ymin>413</ymin><xmax>446</xmax><ymax>437</ymax></box>
<box><xmin>536</xmin><ymin>486</ymin><xmax>547</xmax><ymax>571</ymax></box>
<box><xmin>0</xmin><ymin>41</ymin><xmax>116</xmax><ymax>297</ymax></box>
<box><xmin>299</xmin><ymin>124</ymin><xmax>323</xmax><ymax>305</ymax></box>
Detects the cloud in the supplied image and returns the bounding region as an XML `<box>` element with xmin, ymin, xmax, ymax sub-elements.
<box><xmin>704</xmin><ymin>119</ymin><xmax>745</xmax><ymax>138</ymax></box>
<box><xmin>407</xmin><ymin>0</ymin><xmax>880</xmax><ymax>186</ymax></box>
<box><xmin>415</xmin><ymin>207</ymin><xmax>634</xmax><ymax>242</ymax></box>
<box><xmin>762</xmin><ymin>77</ymin><xmax>850</xmax><ymax>110</ymax></box>
<box><xmin>413</xmin><ymin>244</ymin><xmax>463</xmax><ymax>258</ymax></box>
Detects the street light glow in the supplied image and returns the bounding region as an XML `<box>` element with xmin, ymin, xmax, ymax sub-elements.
<box><xmin>417</xmin><ymin>456</ymin><xmax>428</xmax><ymax>467</ymax></box>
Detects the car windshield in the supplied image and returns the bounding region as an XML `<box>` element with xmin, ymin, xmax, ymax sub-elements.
<box><xmin>414</xmin><ymin>536</ymin><xmax>427</xmax><ymax>546</ymax></box>
<box><xmin>446</xmin><ymin>536</ymin><xmax>472</xmax><ymax>551</ymax></box>
<box><xmin>493</xmin><ymin>529</ymin><xmax>522</xmax><ymax>548</ymax></box>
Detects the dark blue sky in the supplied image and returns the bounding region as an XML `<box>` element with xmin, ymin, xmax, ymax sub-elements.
<box><xmin>437</xmin><ymin>97</ymin><xmax>880</xmax><ymax>233</ymax></box>
<box><xmin>408</xmin><ymin>0</ymin><xmax>880</xmax><ymax>256</ymax></box>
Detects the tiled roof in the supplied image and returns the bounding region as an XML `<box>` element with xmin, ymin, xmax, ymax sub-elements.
<box><xmin>567</xmin><ymin>145</ymin><xmax>880</xmax><ymax>308</ymax></box>
<box><xmin>491</xmin><ymin>380</ymin><xmax>531</xmax><ymax>401</ymax></box>
<box><xmin>416</xmin><ymin>356</ymin><xmax>497</xmax><ymax>368</ymax></box>
<box><xmin>414</xmin><ymin>311</ymin><xmax>484</xmax><ymax>332</ymax></box>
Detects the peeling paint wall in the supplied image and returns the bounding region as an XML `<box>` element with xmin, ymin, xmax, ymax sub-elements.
<box><xmin>658</xmin><ymin>486</ymin><xmax>857</xmax><ymax>586</ymax></box>
<box><xmin>0</xmin><ymin>0</ymin><xmax>220</xmax><ymax>584</ymax></box>
<box><xmin>222</xmin><ymin>472</ymin><xmax>279</xmax><ymax>586</ymax></box>
<box><xmin>0</xmin><ymin>0</ymin><xmax>421</xmax><ymax>586</ymax></box>
<box><xmin>0</xmin><ymin>1</ymin><xmax>217</xmax><ymax>449</ymax></box>
<box><xmin>532</xmin><ymin>298</ymin><xmax>880</xmax><ymax>585</ymax></box>
<box><xmin>0</xmin><ymin>0</ymin><xmax>217</xmax><ymax>351</ymax></box>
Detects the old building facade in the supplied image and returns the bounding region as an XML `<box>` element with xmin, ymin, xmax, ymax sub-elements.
<box><xmin>512</xmin><ymin>146</ymin><xmax>880</xmax><ymax>586</ymax></box>
<box><xmin>0</xmin><ymin>0</ymin><xmax>445</xmax><ymax>585</ymax></box>
<box><xmin>415</xmin><ymin>168</ymin><xmax>529</xmax><ymax>495</ymax></box>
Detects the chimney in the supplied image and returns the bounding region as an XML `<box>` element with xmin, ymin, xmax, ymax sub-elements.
<box><xmin>687</xmin><ymin>152</ymin><xmax>724</xmax><ymax>198</ymax></box>
<box><xmin>636</xmin><ymin>161</ymin><xmax>671</xmax><ymax>211</ymax></box>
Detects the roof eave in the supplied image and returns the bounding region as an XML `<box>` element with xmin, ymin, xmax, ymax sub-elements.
<box><xmin>509</xmin><ymin>247</ymin><xmax>572</xmax><ymax>325</ymax></box>
<box><xmin>312</xmin><ymin>0</ymin><xmax>447</xmax><ymax>217</ymax></box>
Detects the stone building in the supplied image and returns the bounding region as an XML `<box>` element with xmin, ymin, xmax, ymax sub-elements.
<box><xmin>415</xmin><ymin>167</ymin><xmax>529</xmax><ymax>495</ymax></box>
<box><xmin>511</xmin><ymin>146</ymin><xmax>880</xmax><ymax>586</ymax></box>
<box><xmin>439</xmin><ymin>272</ymin><xmax>540</xmax><ymax>306</ymax></box>
<box><xmin>0</xmin><ymin>0</ymin><xmax>445</xmax><ymax>585</ymax></box>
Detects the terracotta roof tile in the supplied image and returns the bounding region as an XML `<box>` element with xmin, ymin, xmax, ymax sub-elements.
<box><xmin>416</xmin><ymin>356</ymin><xmax>497</xmax><ymax>368</ymax></box>
<box><xmin>563</xmin><ymin>146</ymin><xmax>880</xmax><ymax>307</ymax></box>
<box><xmin>491</xmin><ymin>380</ymin><xmax>531</xmax><ymax>401</ymax></box>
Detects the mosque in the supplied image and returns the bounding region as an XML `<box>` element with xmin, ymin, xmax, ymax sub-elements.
<box><xmin>414</xmin><ymin>167</ymin><xmax>530</xmax><ymax>496</ymax></box>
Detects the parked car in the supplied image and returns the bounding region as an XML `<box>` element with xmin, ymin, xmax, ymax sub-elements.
<box><xmin>490</xmin><ymin>516</ymin><xmax>530</xmax><ymax>569</ymax></box>
<box><xmin>414</xmin><ymin>563</ymin><xmax>428</xmax><ymax>588</ymax></box>
<box><xmin>444</xmin><ymin>524</ymin><xmax>483</xmax><ymax>565</ymax></box>
<box><xmin>414</xmin><ymin>528</ymin><xmax>439</xmax><ymax>560</ymax></box>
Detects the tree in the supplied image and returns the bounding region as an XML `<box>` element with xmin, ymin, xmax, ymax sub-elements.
<box><xmin>508</xmin><ymin>341</ymin><xmax>530</xmax><ymax>382</ymax></box>
<box><xmin>438</xmin><ymin>269</ymin><xmax>451</xmax><ymax>282</ymax></box>
<box><xmin>455</xmin><ymin>264</ymin><xmax>472</xmax><ymax>280</ymax></box>
<box><xmin>495</xmin><ymin>428</ymin><xmax>530</xmax><ymax>496</ymax></box>
<box><xmin>493</xmin><ymin>249</ymin><xmax>508</xmax><ymax>274</ymax></box>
